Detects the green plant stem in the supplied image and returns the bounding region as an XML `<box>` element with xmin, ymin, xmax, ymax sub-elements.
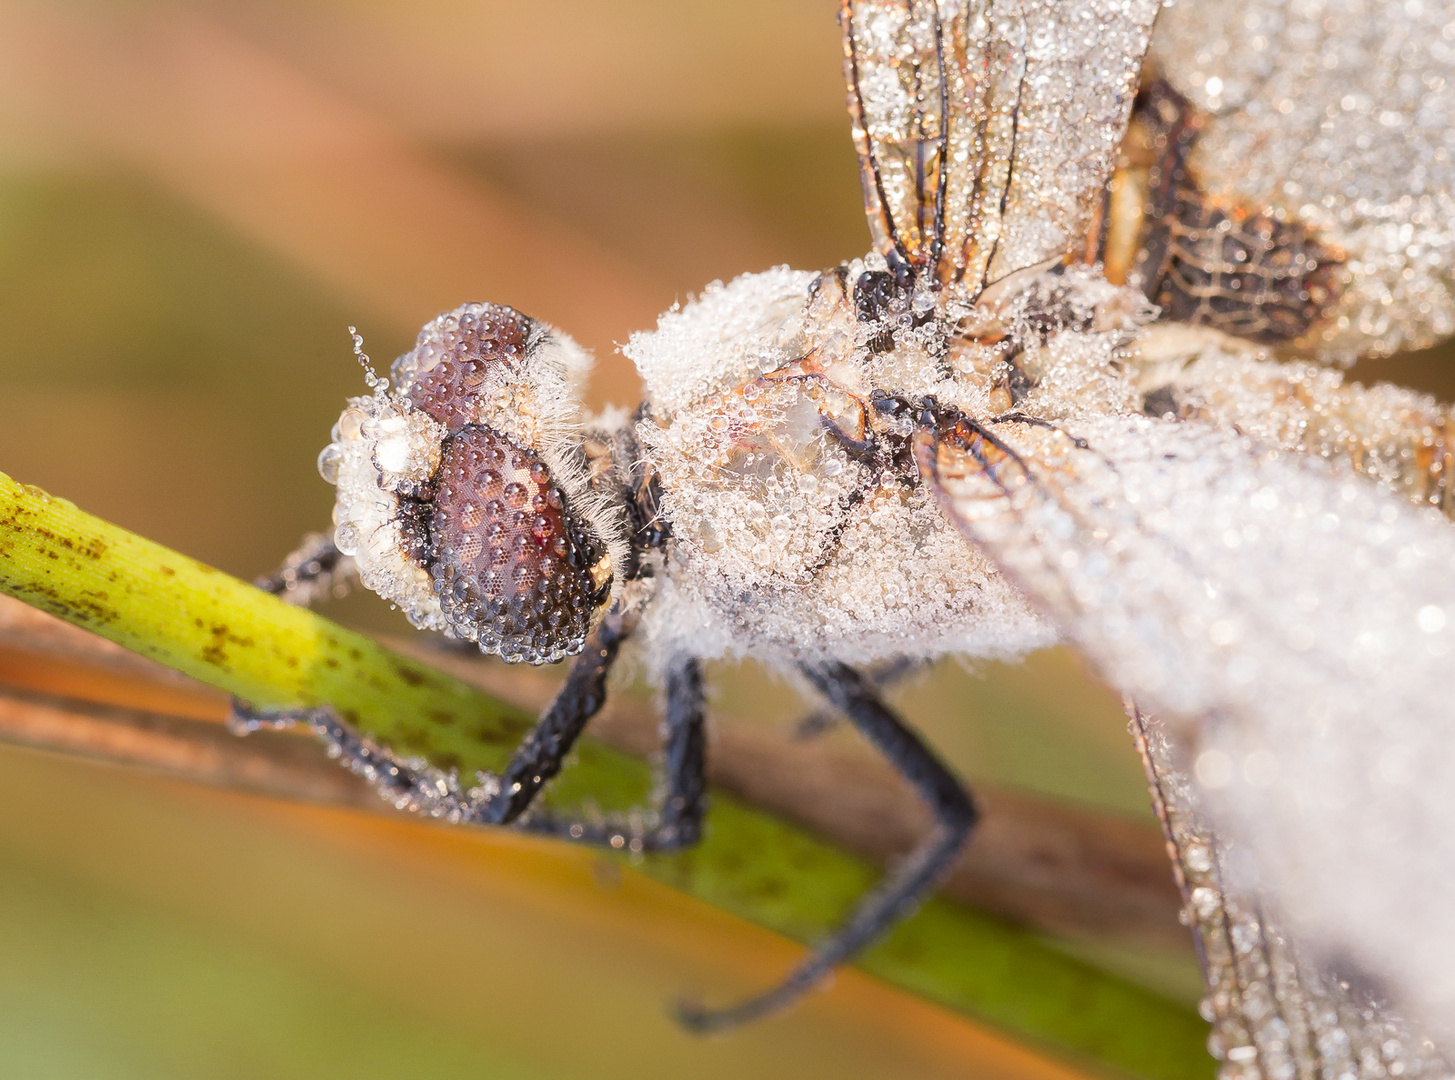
<box><xmin>0</xmin><ymin>469</ymin><xmax>1210</xmax><ymax>1080</ymax></box>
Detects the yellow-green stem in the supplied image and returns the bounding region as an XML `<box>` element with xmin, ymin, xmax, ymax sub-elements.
<box><xmin>0</xmin><ymin>469</ymin><xmax>1210</xmax><ymax>1080</ymax></box>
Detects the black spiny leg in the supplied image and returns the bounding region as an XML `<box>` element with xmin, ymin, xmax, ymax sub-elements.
<box><xmin>255</xmin><ymin>532</ymin><xmax>354</xmax><ymax>607</ymax></box>
<box><xmin>231</xmin><ymin>611</ymin><xmax>631</xmax><ymax>825</ymax></box>
<box><xmin>521</xmin><ymin>656</ymin><xmax>707</xmax><ymax>853</ymax></box>
<box><xmin>473</xmin><ymin>610</ymin><xmax>633</xmax><ymax>825</ymax></box>
<box><xmin>678</xmin><ymin>660</ymin><xmax>977</xmax><ymax>1033</ymax></box>
<box><xmin>654</xmin><ymin>657</ymin><xmax>709</xmax><ymax>849</ymax></box>
<box><xmin>792</xmin><ymin>656</ymin><xmax>923</xmax><ymax>739</ymax></box>
<box><xmin>234</xmin><ymin>616</ymin><xmax>709</xmax><ymax>854</ymax></box>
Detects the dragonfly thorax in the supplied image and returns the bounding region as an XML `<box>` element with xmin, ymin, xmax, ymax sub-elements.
<box><xmin>624</xmin><ymin>259</ymin><xmax>1152</xmax><ymax>668</ymax></box>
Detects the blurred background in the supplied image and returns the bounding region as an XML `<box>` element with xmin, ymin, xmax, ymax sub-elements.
<box><xmin>1</xmin><ymin>1</ymin><xmax>1448</xmax><ymax>1077</ymax></box>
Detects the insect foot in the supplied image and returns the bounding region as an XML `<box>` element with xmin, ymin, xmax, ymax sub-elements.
<box><xmin>318</xmin><ymin>304</ymin><xmax>627</xmax><ymax>664</ymax></box>
<box><xmin>228</xmin><ymin>699</ymin><xmax>491</xmax><ymax>819</ymax></box>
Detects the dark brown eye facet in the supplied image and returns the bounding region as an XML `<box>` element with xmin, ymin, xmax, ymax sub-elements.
<box><xmin>399</xmin><ymin>304</ymin><xmax>529</xmax><ymax>432</ymax></box>
<box><xmin>426</xmin><ymin>424</ymin><xmax>609</xmax><ymax>664</ymax></box>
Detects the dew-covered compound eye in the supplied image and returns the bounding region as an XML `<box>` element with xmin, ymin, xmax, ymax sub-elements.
<box><xmin>426</xmin><ymin>425</ymin><xmax>609</xmax><ymax>662</ymax></box>
<box><xmin>319</xmin><ymin>302</ymin><xmax>618</xmax><ymax>664</ymax></box>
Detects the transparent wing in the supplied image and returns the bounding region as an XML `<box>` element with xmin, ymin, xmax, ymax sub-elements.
<box><xmin>1146</xmin><ymin>0</ymin><xmax>1455</xmax><ymax>361</ymax></box>
<box><xmin>841</xmin><ymin>0</ymin><xmax>1159</xmax><ymax>289</ymax></box>
<box><xmin>917</xmin><ymin>413</ymin><xmax>1455</xmax><ymax>1040</ymax></box>
<box><xmin>842</xmin><ymin>0</ymin><xmax>949</xmax><ymax>281</ymax></box>
<box><xmin>1130</xmin><ymin>705</ymin><xmax>1454</xmax><ymax>1080</ymax></box>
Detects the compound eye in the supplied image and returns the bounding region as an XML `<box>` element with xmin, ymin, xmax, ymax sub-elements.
<box><xmin>399</xmin><ymin>304</ymin><xmax>529</xmax><ymax>433</ymax></box>
<box><xmin>324</xmin><ymin>301</ymin><xmax>613</xmax><ymax>663</ymax></box>
<box><xmin>428</xmin><ymin>425</ymin><xmax>610</xmax><ymax>664</ymax></box>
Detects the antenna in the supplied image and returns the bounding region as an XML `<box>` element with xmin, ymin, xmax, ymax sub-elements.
<box><xmin>348</xmin><ymin>325</ymin><xmax>388</xmax><ymax>391</ymax></box>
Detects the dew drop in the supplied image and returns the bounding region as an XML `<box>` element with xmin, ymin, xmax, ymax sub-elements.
<box><xmin>334</xmin><ymin>522</ymin><xmax>361</xmax><ymax>555</ymax></box>
<box><xmin>316</xmin><ymin>444</ymin><xmax>342</xmax><ymax>484</ymax></box>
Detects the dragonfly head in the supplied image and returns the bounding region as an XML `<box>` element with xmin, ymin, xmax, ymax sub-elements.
<box><xmin>319</xmin><ymin>303</ymin><xmax>616</xmax><ymax>664</ymax></box>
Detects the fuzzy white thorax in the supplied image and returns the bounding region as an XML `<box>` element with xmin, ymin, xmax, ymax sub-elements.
<box><xmin>624</xmin><ymin>264</ymin><xmax>1162</xmax><ymax>669</ymax></box>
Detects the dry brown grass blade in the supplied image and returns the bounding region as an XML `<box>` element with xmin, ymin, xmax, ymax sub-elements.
<box><xmin>0</xmin><ymin>593</ymin><xmax>1182</xmax><ymax>950</ymax></box>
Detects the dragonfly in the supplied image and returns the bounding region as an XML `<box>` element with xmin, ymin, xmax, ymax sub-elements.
<box><xmin>282</xmin><ymin>0</ymin><xmax>1455</xmax><ymax>1062</ymax></box>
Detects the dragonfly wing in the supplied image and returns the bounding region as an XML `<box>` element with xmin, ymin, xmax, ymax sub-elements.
<box><xmin>1145</xmin><ymin>0</ymin><xmax>1455</xmax><ymax>360</ymax></box>
<box><xmin>841</xmin><ymin>0</ymin><xmax>1159</xmax><ymax>289</ymax></box>
<box><xmin>918</xmin><ymin>412</ymin><xmax>1455</xmax><ymax>1040</ymax></box>
<box><xmin>1130</xmin><ymin>705</ymin><xmax>1454</xmax><ymax>1079</ymax></box>
<box><xmin>842</xmin><ymin>0</ymin><xmax>950</xmax><ymax>280</ymax></box>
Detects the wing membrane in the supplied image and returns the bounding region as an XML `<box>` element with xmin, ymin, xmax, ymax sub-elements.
<box><xmin>1146</xmin><ymin>0</ymin><xmax>1455</xmax><ymax>360</ymax></box>
<box><xmin>919</xmin><ymin>414</ymin><xmax>1455</xmax><ymax>1037</ymax></box>
<box><xmin>841</xmin><ymin>0</ymin><xmax>1159</xmax><ymax>289</ymax></box>
<box><xmin>1130</xmin><ymin>706</ymin><xmax>1453</xmax><ymax>1079</ymax></box>
<box><xmin>843</xmin><ymin>0</ymin><xmax>950</xmax><ymax>279</ymax></box>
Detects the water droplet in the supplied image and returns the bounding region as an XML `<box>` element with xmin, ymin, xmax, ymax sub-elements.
<box><xmin>334</xmin><ymin>522</ymin><xmax>361</xmax><ymax>555</ymax></box>
<box><xmin>316</xmin><ymin>444</ymin><xmax>342</xmax><ymax>484</ymax></box>
<box><xmin>375</xmin><ymin>436</ymin><xmax>411</xmax><ymax>474</ymax></box>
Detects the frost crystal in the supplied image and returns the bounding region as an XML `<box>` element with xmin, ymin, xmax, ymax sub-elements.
<box><xmin>626</xmin><ymin>267</ymin><xmax>820</xmax><ymax>416</ymax></box>
<box><xmin>630</xmin><ymin>267</ymin><xmax>1056</xmax><ymax>668</ymax></box>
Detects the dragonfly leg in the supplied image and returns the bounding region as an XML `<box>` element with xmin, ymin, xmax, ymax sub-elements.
<box><xmin>677</xmin><ymin>659</ymin><xmax>976</xmax><ymax>1033</ymax></box>
<box><xmin>254</xmin><ymin>532</ymin><xmax>354</xmax><ymax>606</ymax></box>
<box><xmin>231</xmin><ymin>613</ymin><xmax>708</xmax><ymax>853</ymax></box>
<box><xmin>521</xmin><ymin>655</ymin><xmax>707</xmax><ymax>853</ymax></box>
<box><xmin>466</xmin><ymin>609</ymin><xmax>633</xmax><ymax>825</ymax></box>
<box><xmin>229</xmin><ymin>610</ymin><xmax>632</xmax><ymax>824</ymax></box>
<box><xmin>791</xmin><ymin>656</ymin><xmax>924</xmax><ymax>739</ymax></box>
